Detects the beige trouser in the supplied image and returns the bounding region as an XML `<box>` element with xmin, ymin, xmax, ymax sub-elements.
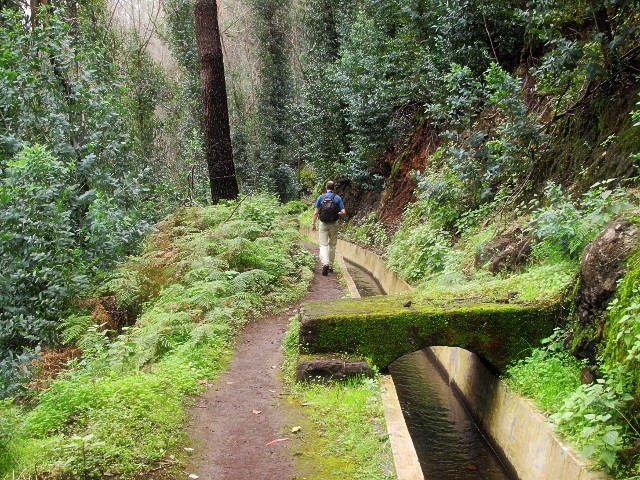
<box><xmin>318</xmin><ymin>221</ymin><xmax>340</xmax><ymax>267</ymax></box>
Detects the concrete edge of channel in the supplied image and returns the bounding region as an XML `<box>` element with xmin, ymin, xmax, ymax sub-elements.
<box><xmin>337</xmin><ymin>254</ymin><xmax>360</xmax><ymax>298</ymax></box>
<box><xmin>380</xmin><ymin>375</ymin><xmax>425</xmax><ymax>480</ymax></box>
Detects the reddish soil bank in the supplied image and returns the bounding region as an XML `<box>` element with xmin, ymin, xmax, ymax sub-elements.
<box><xmin>184</xmin><ymin>244</ymin><xmax>344</xmax><ymax>480</ymax></box>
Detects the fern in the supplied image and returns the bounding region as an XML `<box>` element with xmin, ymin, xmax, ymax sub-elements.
<box><xmin>59</xmin><ymin>315</ymin><xmax>94</xmax><ymax>346</ymax></box>
<box><xmin>187</xmin><ymin>322</ymin><xmax>230</xmax><ymax>348</ymax></box>
<box><xmin>232</xmin><ymin>269</ymin><xmax>273</xmax><ymax>293</ymax></box>
<box><xmin>185</xmin><ymin>282</ymin><xmax>227</xmax><ymax>310</ymax></box>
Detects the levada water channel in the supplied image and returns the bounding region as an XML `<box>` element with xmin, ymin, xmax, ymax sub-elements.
<box><xmin>343</xmin><ymin>259</ymin><xmax>515</xmax><ymax>480</ymax></box>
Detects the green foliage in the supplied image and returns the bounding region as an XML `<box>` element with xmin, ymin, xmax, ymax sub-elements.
<box><xmin>0</xmin><ymin>398</ymin><xmax>19</xmax><ymax>470</ymax></box>
<box><xmin>0</xmin><ymin>197</ymin><xmax>314</xmax><ymax>477</ymax></box>
<box><xmin>508</xmin><ymin>326</ymin><xmax>638</xmax><ymax>475</ymax></box>
<box><xmin>386</xmin><ymin>202</ymin><xmax>451</xmax><ymax>282</ymax></box>
<box><xmin>282</xmin><ymin>313</ymin><xmax>301</xmax><ymax>380</ymax></box>
<box><xmin>289</xmin><ymin>0</ymin><xmax>525</xmax><ymax>188</ymax></box>
<box><xmin>506</xmin><ymin>238</ymin><xmax>640</xmax><ymax>477</ymax></box>
<box><xmin>551</xmin><ymin>364</ymin><xmax>635</xmax><ymax>472</ymax></box>
<box><xmin>505</xmin><ymin>337</ymin><xmax>585</xmax><ymax>412</ymax></box>
<box><xmin>0</xmin><ymin>2</ymin><xmax>205</xmax><ymax>394</ymax></box>
<box><xmin>427</xmin><ymin>64</ymin><xmax>485</xmax><ymax>130</ymax></box>
<box><xmin>342</xmin><ymin>213</ymin><xmax>389</xmax><ymax>252</ymax></box>
<box><xmin>0</xmin><ymin>143</ymin><xmax>150</xmax><ymax>396</ymax></box>
<box><xmin>527</xmin><ymin>180</ymin><xmax>633</xmax><ymax>260</ymax></box>
<box><xmin>604</xmin><ymin>253</ymin><xmax>640</xmax><ymax>395</ymax></box>
<box><xmin>522</xmin><ymin>0</ymin><xmax>640</xmax><ymax>112</ymax></box>
<box><xmin>0</xmin><ymin>146</ymin><xmax>84</xmax><ymax>395</ymax></box>
<box><xmin>417</xmin><ymin>63</ymin><xmax>543</xmax><ymax>220</ymax></box>
<box><xmin>293</xmin><ymin>377</ymin><xmax>394</xmax><ymax>480</ymax></box>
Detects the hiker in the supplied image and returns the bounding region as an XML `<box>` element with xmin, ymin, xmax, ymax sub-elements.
<box><xmin>312</xmin><ymin>181</ymin><xmax>346</xmax><ymax>276</ymax></box>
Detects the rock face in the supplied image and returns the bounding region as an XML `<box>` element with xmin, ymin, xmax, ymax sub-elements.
<box><xmin>475</xmin><ymin>227</ymin><xmax>532</xmax><ymax>274</ymax></box>
<box><xmin>575</xmin><ymin>218</ymin><xmax>639</xmax><ymax>322</ymax></box>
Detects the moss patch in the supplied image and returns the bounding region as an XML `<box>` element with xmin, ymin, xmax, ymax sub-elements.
<box><xmin>301</xmin><ymin>295</ymin><xmax>557</xmax><ymax>372</ymax></box>
<box><xmin>602</xmin><ymin>247</ymin><xmax>640</xmax><ymax>398</ymax></box>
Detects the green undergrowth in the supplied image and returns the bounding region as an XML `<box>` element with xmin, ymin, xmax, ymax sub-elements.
<box><xmin>283</xmin><ymin>316</ymin><xmax>394</xmax><ymax>480</ymax></box>
<box><xmin>0</xmin><ymin>195</ymin><xmax>314</xmax><ymax>479</ymax></box>
<box><xmin>413</xmin><ymin>260</ymin><xmax>577</xmax><ymax>306</ymax></box>
<box><xmin>504</xmin><ymin>343</ymin><xmax>585</xmax><ymax>413</ymax></box>
<box><xmin>550</xmin><ymin>247</ymin><xmax>640</xmax><ymax>477</ymax></box>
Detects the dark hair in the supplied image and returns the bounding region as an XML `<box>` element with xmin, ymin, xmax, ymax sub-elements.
<box><xmin>325</xmin><ymin>181</ymin><xmax>335</xmax><ymax>191</ymax></box>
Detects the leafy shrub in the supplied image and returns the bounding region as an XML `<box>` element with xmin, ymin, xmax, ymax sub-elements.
<box><xmin>521</xmin><ymin>0</ymin><xmax>640</xmax><ymax>114</ymax></box>
<box><xmin>284</xmin><ymin>200</ymin><xmax>307</xmax><ymax>215</ymax></box>
<box><xmin>414</xmin><ymin>166</ymin><xmax>466</xmax><ymax>230</ymax></box>
<box><xmin>342</xmin><ymin>213</ymin><xmax>389</xmax><ymax>251</ymax></box>
<box><xmin>387</xmin><ymin>215</ymin><xmax>451</xmax><ymax>283</ymax></box>
<box><xmin>0</xmin><ymin>146</ymin><xmax>86</xmax><ymax>396</ymax></box>
<box><xmin>551</xmin><ymin>364</ymin><xmax>635</xmax><ymax>471</ymax></box>
<box><xmin>427</xmin><ymin>64</ymin><xmax>484</xmax><ymax>130</ymax></box>
<box><xmin>527</xmin><ymin>180</ymin><xmax>632</xmax><ymax>260</ymax></box>
<box><xmin>417</xmin><ymin>63</ymin><xmax>543</xmax><ymax>223</ymax></box>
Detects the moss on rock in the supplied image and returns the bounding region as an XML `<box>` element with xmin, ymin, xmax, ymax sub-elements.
<box><xmin>602</xmin><ymin>248</ymin><xmax>640</xmax><ymax>397</ymax></box>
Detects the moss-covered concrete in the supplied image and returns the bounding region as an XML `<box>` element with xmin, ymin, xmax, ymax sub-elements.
<box><xmin>300</xmin><ymin>294</ymin><xmax>558</xmax><ymax>372</ymax></box>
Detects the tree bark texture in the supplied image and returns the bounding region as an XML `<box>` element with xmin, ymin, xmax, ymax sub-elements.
<box><xmin>194</xmin><ymin>0</ymin><xmax>239</xmax><ymax>203</ymax></box>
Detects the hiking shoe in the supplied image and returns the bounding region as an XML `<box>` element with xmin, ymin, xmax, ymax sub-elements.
<box><xmin>322</xmin><ymin>264</ymin><xmax>329</xmax><ymax>276</ymax></box>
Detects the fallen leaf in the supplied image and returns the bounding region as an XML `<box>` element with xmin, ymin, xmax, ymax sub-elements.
<box><xmin>266</xmin><ymin>438</ymin><xmax>289</xmax><ymax>446</ymax></box>
<box><xmin>184</xmin><ymin>447</ymin><xmax>194</xmax><ymax>452</ymax></box>
<box><xmin>291</xmin><ymin>426</ymin><xmax>302</xmax><ymax>433</ymax></box>
<box><xmin>252</xmin><ymin>409</ymin><xmax>262</xmax><ymax>415</ymax></box>
<box><xmin>196</xmin><ymin>379</ymin><xmax>206</xmax><ymax>385</ymax></box>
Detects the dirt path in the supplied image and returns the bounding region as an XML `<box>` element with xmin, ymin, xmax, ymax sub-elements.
<box><xmin>185</xmin><ymin>244</ymin><xmax>345</xmax><ymax>480</ymax></box>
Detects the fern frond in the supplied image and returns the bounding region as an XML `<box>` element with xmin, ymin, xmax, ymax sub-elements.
<box><xmin>59</xmin><ymin>314</ymin><xmax>94</xmax><ymax>345</ymax></box>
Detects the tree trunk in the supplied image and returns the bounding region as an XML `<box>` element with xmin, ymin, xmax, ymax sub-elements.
<box><xmin>194</xmin><ymin>0</ymin><xmax>239</xmax><ymax>203</ymax></box>
<box><xmin>29</xmin><ymin>0</ymin><xmax>49</xmax><ymax>28</ymax></box>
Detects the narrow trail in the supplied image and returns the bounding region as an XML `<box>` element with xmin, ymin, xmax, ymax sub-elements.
<box><xmin>185</xmin><ymin>244</ymin><xmax>345</xmax><ymax>480</ymax></box>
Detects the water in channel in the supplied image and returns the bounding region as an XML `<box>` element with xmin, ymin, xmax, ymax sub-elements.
<box><xmin>389</xmin><ymin>351</ymin><xmax>514</xmax><ymax>480</ymax></box>
<box><xmin>344</xmin><ymin>259</ymin><xmax>386</xmax><ymax>296</ymax></box>
<box><xmin>343</xmin><ymin>261</ymin><xmax>514</xmax><ymax>480</ymax></box>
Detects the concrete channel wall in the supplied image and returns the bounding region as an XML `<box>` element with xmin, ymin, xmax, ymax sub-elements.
<box><xmin>300</xmin><ymin>225</ymin><xmax>608</xmax><ymax>480</ymax></box>
<box><xmin>429</xmin><ymin>347</ymin><xmax>608</xmax><ymax>480</ymax></box>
